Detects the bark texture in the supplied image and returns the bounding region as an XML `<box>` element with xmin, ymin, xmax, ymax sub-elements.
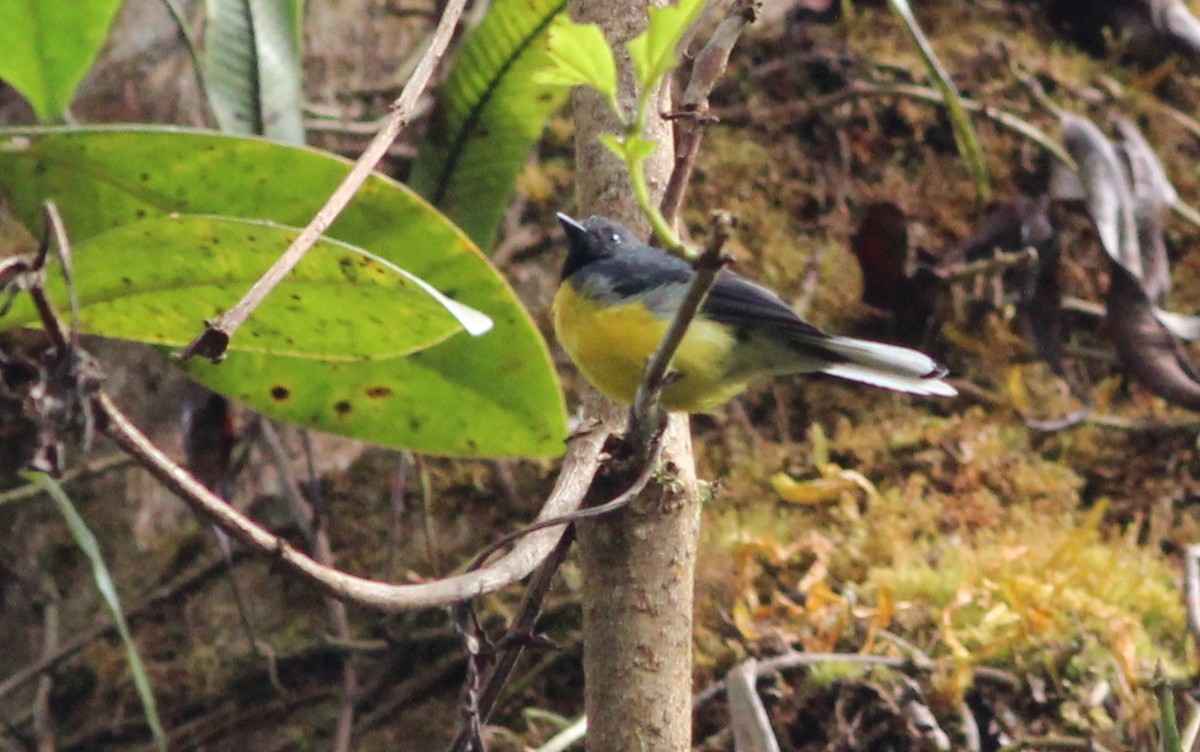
<box><xmin>569</xmin><ymin>0</ymin><xmax>702</xmax><ymax>748</ymax></box>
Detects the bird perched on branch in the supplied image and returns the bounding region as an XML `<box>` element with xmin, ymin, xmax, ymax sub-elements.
<box><xmin>552</xmin><ymin>213</ymin><xmax>957</xmax><ymax>413</ymax></box>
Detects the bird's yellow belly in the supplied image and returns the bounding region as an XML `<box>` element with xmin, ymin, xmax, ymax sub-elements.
<box><xmin>552</xmin><ymin>283</ymin><xmax>745</xmax><ymax>412</ymax></box>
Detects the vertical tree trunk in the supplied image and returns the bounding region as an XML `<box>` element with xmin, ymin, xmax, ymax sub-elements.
<box><xmin>568</xmin><ymin>0</ymin><xmax>702</xmax><ymax>748</ymax></box>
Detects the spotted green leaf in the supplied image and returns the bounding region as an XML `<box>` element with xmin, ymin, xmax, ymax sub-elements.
<box><xmin>0</xmin><ymin>215</ymin><xmax>480</xmax><ymax>358</ymax></box>
<box><xmin>0</xmin><ymin>127</ymin><xmax>567</xmax><ymax>457</ymax></box>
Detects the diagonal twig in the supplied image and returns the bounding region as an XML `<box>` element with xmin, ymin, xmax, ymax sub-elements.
<box><xmin>629</xmin><ymin>212</ymin><xmax>735</xmax><ymax>444</ymax></box>
<box><xmin>447</xmin><ymin>529</ymin><xmax>577</xmax><ymax>752</ymax></box>
<box><xmin>177</xmin><ymin>0</ymin><xmax>470</xmax><ymax>363</ymax></box>
<box><xmin>659</xmin><ymin>0</ymin><xmax>758</xmax><ymax>226</ymax></box>
<box><xmin>96</xmin><ymin>387</ymin><xmax>606</xmax><ymax>609</ymax></box>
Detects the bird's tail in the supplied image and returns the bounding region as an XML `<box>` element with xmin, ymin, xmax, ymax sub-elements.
<box><xmin>816</xmin><ymin>336</ymin><xmax>958</xmax><ymax>397</ymax></box>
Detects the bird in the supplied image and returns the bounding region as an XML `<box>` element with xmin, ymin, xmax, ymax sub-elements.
<box><xmin>551</xmin><ymin>213</ymin><xmax>957</xmax><ymax>413</ymax></box>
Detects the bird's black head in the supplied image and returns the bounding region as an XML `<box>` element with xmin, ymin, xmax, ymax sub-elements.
<box><xmin>557</xmin><ymin>213</ymin><xmax>642</xmax><ymax>280</ymax></box>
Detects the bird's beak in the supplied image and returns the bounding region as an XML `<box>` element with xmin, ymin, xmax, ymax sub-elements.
<box><xmin>556</xmin><ymin>212</ymin><xmax>588</xmax><ymax>244</ymax></box>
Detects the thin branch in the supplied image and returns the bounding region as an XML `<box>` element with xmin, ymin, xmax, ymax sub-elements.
<box><xmin>177</xmin><ymin>0</ymin><xmax>470</xmax><ymax>362</ymax></box>
<box><xmin>417</xmin><ymin>456</ymin><xmax>443</xmax><ymax>577</ymax></box>
<box><xmin>29</xmin><ymin>204</ymin><xmax>71</xmax><ymax>351</ymax></box>
<box><xmin>934</xmin><ymin>247</ymin><xmax>1039</xmax><ymax>283</ymax></box>
<box><xmin>534</xmin><ymin>716</ymin><xmax>587</xmax><ymax>752</ymax></box>
<box><xmin>258</xmin><ymin>421</ymin><xmax>315</xmax><ymax>540</ymax></box>
<box><xmin>385</xmin><ymin>452</ymin><xmax>410</xmax><ymax>580</ymax></box>
<box><xmin>726</xmin><ymin>657</ymin><xmax>782</xmax><ymax>752</ymax></box>
<box><xmin>630</xmin><ymin>212</ymin><xmax>734</xmax><ymax>443</ymax></box>
<box><xmin>712</xmin><ymin>81</ymin><xmax>1074</xmax><ymax>169</ymax></box>
<box><xmin>793</xmin><ymin>244</ymin><xmax>828</xmax><ymax>319</ymax></box>
<box><xmin>32</xmin><ymin>585</ymin><xmax>59</xmax><ymax>752</ymax></box>
<box><xmin>693</xmin><ymin>651</ymin><xmax>912</xmax><ymax>705</ymax></box>
<box><xmin>959</xmin><ymin>700</ymin><xmax>982</xmax><ymax>752</ymax></box>
<box><xmin>259</xmin><ymin>421</ymin><xmax>359</xmax><ymax>751</ymax></box>
<box><xmin>96</xmin><ymin>389</ymin><xmax>606</xmax><ymax>609</ymax></box>
<box><xmin>447</xmin><ymin>530</ymin><xmax>577</xmax><ymax>752</ymax></box>
<box><xmin>461</xmin><ymin>440</ymin><xmax>663</xmax><ymax>573</ymax></box>
<box><xmin>897</xmin><ymin>675</ymin><xmax>951</xmax><ymax>751</ymax></box>
<box><xmin>0</xmin><ymin>553</ymin><xmax>251</xmax><ymax>703</ymax></box>
<box><xmin>997</xmin><ymin>736</ymin><xmax>1112</xmax><ymax>751</ymax></box>
<box><xmin>692</xmin><ymin>649</ymin><xmax>1020</xmax><ymax>706</ymax></box>
<box><xmin>0</xmin><ymin>454</ymin><xmax>130</xmax><ymax>505</ymax></box>
<box><xmin>659</xmin><ymin>0</ymin><xmax>757</xmax><ymax>226</ymax></box>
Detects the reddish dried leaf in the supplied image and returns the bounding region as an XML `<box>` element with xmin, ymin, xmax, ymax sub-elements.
<box><xmin>182</xmin><ymin>383</ymin><xmax>237</xmax><ymax>500</ymax></box>
<box><xmin>851</xmin><ymin>202</ymin><xmax>910</xmax><ymax>313</ymax></box>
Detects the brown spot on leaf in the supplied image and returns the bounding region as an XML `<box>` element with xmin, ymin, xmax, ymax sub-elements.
<box><xmin>270</xmin><ymin>386</ymin><xmax>290</xmax><ymax>401</ymax></box>
<box><xmin>365</xmin><ymin>386</ymin><xmax>392</xmax><ymax>398</ymax></box>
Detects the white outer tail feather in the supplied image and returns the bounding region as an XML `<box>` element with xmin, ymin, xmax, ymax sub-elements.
<box><xmin>819</xmin><ymin>337</ymin><xmax>958</xmax><ymax>397</ymax></box>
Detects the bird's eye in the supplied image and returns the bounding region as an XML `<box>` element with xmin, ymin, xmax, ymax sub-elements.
<box><xmin>611</xmin><ymin>234</ymin><xmax>619</xmax><ymax>243</ymax></box>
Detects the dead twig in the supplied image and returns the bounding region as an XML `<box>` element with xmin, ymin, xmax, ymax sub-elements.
<box><xmin>0</xmin><ymin>454</ymin><xmax>130</xmax><ymax>505</ymax></box>
<box><xmin>660</xmin><ymin>0</ymin><xmax>758</xmax><ymax>226</ymax></box>
<box><xmin>260</xmin><ymin>421</ymin><xmax>359</xmax><ymax>752</ymax></box>
<box><xmin>712</xmin><ymin>80</ymin><xmax>1074</xmax><ymax>169</ymax></box>
<box><xmin>935</xmin><ymin>247</ymin><xmax>1039</xmax><ymax>284</ymax></box>
<box><xmin>692</xmin><ymin>649</ymin><xmax>1021</xmax><ymax>706</ymax></box>
<box><xmin>630</xmin><ymin>212</ymin><xmax>735</xmax><ymax>445</ymax></box>
<box><xmin>726</xmin><ymin>658</ymin><xmax>781</xmax><ymax>752</ymax></box>
<box><xmin>385</xmin><ymin>452</ymin><xmax>410</xmax><ymax>581</ymax></box>
<box><xmin>32</xmin><ymin>583</ymin><xmax>59</xmax><ymax>752</ymax></box>
<box><xmin>448</xmin><ymin>530</ymin><xmax>576</xmax><ymax>752</ymax></box>
<box><xmin>959</xmin><ymin>700</ymin><xmax>982</xmax><ymax>752</ymax></box>
<box><xmin>998</xmin><ymin>736</ymin><xmax>1112</xmax><ymax>751</ymax></box>
<box><xmin>0</xmin><ymin>552</ymin><xmax>252</xmax><ymax>704</ymax></box>
<box><xmin>896</xmin><ymin>675</ymin><xmax>950</xmax><ymax>752</ymax></box>
<box><xmin>96</xmin><ymin>386</ymin><xmax>606</xmax><ymax>609</ymax></box>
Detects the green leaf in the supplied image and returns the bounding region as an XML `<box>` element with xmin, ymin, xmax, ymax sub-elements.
<box><xmin>598</xmin><ymin>133</ymin><xmax>658</xmax><ymax>163</ymax></box>
<box><xmin>32</xmin><ymin>473</ymin><xmax>167</xmax><ymax>750</ymax></box>
<box><xmin>624</xmin><ymin>134</ymin><xmax>659</xmax><ymax>163</ymax></box>
<box><xmin>0</xmin><ymin>127</ymin><xmax>567</xmax><ymax>457</ymax></box>
<box><xmin>409</xmin><ymin>0</ymin><xmax>568</xmax><ymax>250</ymax></box>
<box><xmin>182</xmin><ymin>346</ymin><xmax>565</xmax><ymax>457</ymax></box>
<box><xmin>888</xmin><ymin>0</ymin><xmax>990</xmax><ymax>203</ymax></box>
<box><xmin>0</xmin><ymin>0</ymin><xmax>124</xmax><ymax>121</ymax></box>
<box><xmin>627</xmin><ymin>0</ymin><xmax>707</xmax><ymax>91</ymax></box>
<box><xmin>0</xmin><ymin>215</ymin><xmax>485</xmax><ymax>358</ymax></box>
<box><xmin>598</xmin><ymin>132</ymin><xmax>628</xmax><ymax>161</ymax></box>
<box><xmin>533</xmin><ymin>16</ymin><xmax>618</xmax><ymax>105</ymax></box>
<box><xmin>203</xmin><ymin>0</ymin><xmax>306</xmax><ymax>143</ymax></box>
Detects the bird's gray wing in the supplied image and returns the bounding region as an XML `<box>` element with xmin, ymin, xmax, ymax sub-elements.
<box><xmin>700</xmin><ymin>269</ymin><xmax>831</xmax><ymax>343</ymax></box>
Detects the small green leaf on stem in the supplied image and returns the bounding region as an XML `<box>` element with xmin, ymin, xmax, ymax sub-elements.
<box><xmin>534</xmin><ymin>16</ymin><xmax>619</xmax><ymax>108</ymax></box>
<box><xmin>598</xmin><ymin>132</ymin><xmax>627</xmax><ymax>161</ymax></box>
<box><xmin>627</xmin><ymin>0</ymin><xmax>708</xmax><ymax>91</ymax></box>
